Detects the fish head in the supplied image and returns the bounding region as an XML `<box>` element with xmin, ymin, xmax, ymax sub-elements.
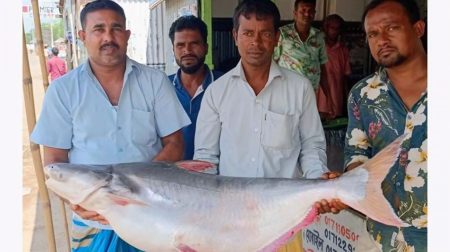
<box><xmin>44</xmin><ymin>163</ymin><xmax>113</xmax><ymax>205</ymax></box>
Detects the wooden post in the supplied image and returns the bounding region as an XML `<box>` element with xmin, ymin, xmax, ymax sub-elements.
<box><xmin>31</xmin><ymin>0</ymin><xmax>50</xmax><ymax>91</ymax></box>
<box><xmin>23</xmin><ymin>26</ymin><xmax>57</xmax><ymax>252</ymax></box>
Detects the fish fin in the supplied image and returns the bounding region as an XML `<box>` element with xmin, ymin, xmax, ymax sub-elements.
<box><xmin>108</xmin><ymin>194</ymin><xmax>148</xmax><ymax>206</ymax></box>
<box><xmin>259</xmin><ymin>207</ymin><xmax>318</xmax><ymax>252</ymax></box>
<box><xmin>175</xmin><ymin>160</ymin><xmax>218</xmax><ymax>174</ymax></box>
<box><xmin>340</xmin><ymin>134</ymin><xmax>410</xmax><ymax>227</ymax></box>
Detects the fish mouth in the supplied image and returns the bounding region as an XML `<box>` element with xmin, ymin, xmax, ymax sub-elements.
<box><xmin>46</xmin><ymin>175</ymin><xmax>111</xmax><ymax>205</ymax></box>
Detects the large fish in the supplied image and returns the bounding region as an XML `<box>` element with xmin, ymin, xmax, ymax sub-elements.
<box><xmin>44</xmin><ymin>136</ymin><xmax>408</xmax><ymax>251</ymax></box>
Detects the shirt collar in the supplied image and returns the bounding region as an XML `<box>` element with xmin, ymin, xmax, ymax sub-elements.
<box><xmin>81</xmin><ymin>56</ymin><xmax>138</xmax><ymax>80</ymax></box>
<box><xmin>172</xmin><ymin>64</ymin><xmax>213</xmax><ymax>90</ymax></box>
<box><xmin>231</xmin><ymin>60</ymin><xmax>283</xmax><ymax>83</ymax></box>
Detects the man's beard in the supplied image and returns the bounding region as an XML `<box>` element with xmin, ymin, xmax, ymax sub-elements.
<box><xmin>378</xmin><ymin>52</ymin><xmax>407</xmax><ymax>68</ymax></box>
<box><xmin>177</xmin><ymin>56</ymin><xmax>205</xmax><ymax>74</ymax></box>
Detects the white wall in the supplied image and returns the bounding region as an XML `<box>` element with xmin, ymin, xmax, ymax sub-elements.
<box><xmin>212</xmin><ymin>0</ymin><xmax>239</xmax><ymax>18</ymax></box>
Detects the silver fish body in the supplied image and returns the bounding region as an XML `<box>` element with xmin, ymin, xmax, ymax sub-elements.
<box><xmin>44</xmin><ymin>136</ymin><xmax>407</xmax><ymax>251</ymax></box>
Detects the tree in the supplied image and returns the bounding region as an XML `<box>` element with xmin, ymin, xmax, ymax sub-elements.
<box><xmin>25</xmin><ymin>31</ymin><xmax>33</xmax><ymax>44</ymax></box>
<box><xmin>41</xmin><ymin>19</ymin><xmax>64</xmax><ymax>45</ymax></box>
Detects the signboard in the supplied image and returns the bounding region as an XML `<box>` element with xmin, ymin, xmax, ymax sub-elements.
<box><xmin>302</xmin><ymin>210</ymin><xmax>380</xmax><ymax>252</ymax></box>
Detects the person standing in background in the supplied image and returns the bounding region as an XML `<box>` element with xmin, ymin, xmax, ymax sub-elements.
<box><xmin>316</xmin><ymin>14</ymin><xmax>351</xmax><ymax>119</ymax></box>
<box><xmin>168</xmin><ymin>15</ymin><xmax>223</xmax><ymax>160</ymax></box>
<box><xmin>273</xmin><ymin>0</ymin><xmax>330</xmax><ymax>100</ymax></box>
<box><xmin>46</xmin><ymin>47</ymin><xmax>67</xmax><ymax>82</ymax></box>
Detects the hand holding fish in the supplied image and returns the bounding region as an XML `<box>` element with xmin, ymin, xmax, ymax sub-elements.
<box><xmin>314</xmin><ymin>171</ymin><xmax>348</xmax><ymax>214</ymax></box>
<box><xmin>70</xmin><ymin>204</ymin><xmax>109</xmax><ymax>225</ymax></box>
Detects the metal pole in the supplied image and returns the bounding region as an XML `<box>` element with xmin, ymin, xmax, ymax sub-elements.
<box><xmin>22</xmin><ymin>25</ymin><xmax>57</xmax><ymax>252</ymax></box>
<box><xmin>31</xmin><ymin>0</ymin><xmax>50</xmax><ymax>91</ymax></box>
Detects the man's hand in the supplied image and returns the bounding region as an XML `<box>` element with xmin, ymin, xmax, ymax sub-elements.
<box><xmin>71</xmin><ymin>204</ymin><xmax>109</xmax><ymax>225</ymax></box>
<box><xmin>314</xmin><ymin>171</ymin><xmax>348</xmax><ymax>214</ymax></box>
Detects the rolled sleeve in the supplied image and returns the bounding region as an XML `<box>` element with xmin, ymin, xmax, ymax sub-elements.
<box><xmin>30</xmin><ymin>82</ymin><xmax>72</xmax><ymax>149</ymax></box>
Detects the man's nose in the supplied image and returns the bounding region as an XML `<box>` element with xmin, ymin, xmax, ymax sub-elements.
<box><xmin>103</xmin><ymin>29</ymin><xmax>114</xmax><ymax>42</ymax></box>
<box><xmin>377</xmin><ymin>30</ymin><xmax>390</xmax><ymax>46</ymax></box>
<box><xmin>183</xmin><ymin>44</ymin><xmax>192</xmax><ymax>54</ymax></box>
<box><xmin>251</xmin><ymin>33</ymin><xmax>263</xmax><ymax>45</ymax></box>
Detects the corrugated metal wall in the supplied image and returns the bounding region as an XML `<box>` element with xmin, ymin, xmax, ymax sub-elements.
<box><xmin>147</xmin><ymin>1</ymin><xmax>166</xmax><ymax>70</ymax></box>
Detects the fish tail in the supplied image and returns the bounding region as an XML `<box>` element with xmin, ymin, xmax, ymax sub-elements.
<box><xmin>337</xmin><ymin>134</ymin><xmax>410</xmax><ymax>227</ymax></box>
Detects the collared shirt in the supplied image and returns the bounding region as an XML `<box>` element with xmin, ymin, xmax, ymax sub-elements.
<box><xmin>194</xmin><ymin>60</ymin><xmax>328</xmax><ymax>179</ymax></box>
<box><xmin>344</xmin><ymin>68</ymin><xmax>427</xmax><ymax>249</ymax></box>
<box><xmin>31</xmin><ymin>57</ymin><xmax>191</xmax><ymax>230</ymax></box>
<box><xmin>31</xmin><ymin>57</ymin><xmax>191</xmax><ymax>165</ymax></box>
<box><xmin>274</xmin><ymin>23</ymin><xmax>328</xmax><ymax>90</ymax></box>
<box><xmin>168</xmin><ymin>65</ymin><xmax>223</xmax><ymax>160</ymax></box>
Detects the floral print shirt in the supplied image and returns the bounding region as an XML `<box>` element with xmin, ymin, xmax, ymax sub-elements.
<box><xmin>274</xmin><ymin>23</ymin><xmax>328</xmax><ymax>90</ymax></box>
<box><xmin>344</xmin><ymin>68</ymin><xmax>427</xmax><ymax>250</ymax></box>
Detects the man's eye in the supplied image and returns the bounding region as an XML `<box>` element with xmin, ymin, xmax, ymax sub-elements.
<box><xmin>263</xmin><ymin>32</ymin><xmax>273</xmax><ymax>38</ymax></box>
<box><xmin>387</xmin><ymin>26</ymin><xmax>399</xmax><ymax>32</ymax></box>
<box><xmin>367</xmin><ymin>32</ymin><xmax>376</xmax><ymax>39</ymax></box>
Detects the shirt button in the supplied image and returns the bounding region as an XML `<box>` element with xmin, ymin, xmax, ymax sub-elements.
<box><xmin>396</xmin><ymin>182</ymin><xmax>401</xmax><ymax>186</ymax></box>
<box><xmin>255</xmin><ymin>99</ymin><xmax>260</xmax><ymax>104</ymax></box>
<box><xmin>254</xmin><ymin>128</ymin><xmax>259</xmax><ymax>132</ymax></box>
<box><xmin>118</xmin><ymin>148</ymin><xmax>123</xmax><ymax>152</ymax></box>
<box><xmin>117</xmin><ymin>126</ymin><xmax>122</xmax><ymax>130</ymax></box>
<box><xmin>251</xmin><ymin>158</ymin><xmax>256</xmax><ymax>162</ymax></box>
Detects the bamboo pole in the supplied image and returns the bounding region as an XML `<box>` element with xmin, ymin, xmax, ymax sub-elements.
<box><xmin>31</xmin><ymin>0</ymin><xmax>50</xmax><ymax>91</ymax></box>
<box><xmin>23</xmin><ymin>26</ymin><xmax>57</xmax><ymax>252</ymax></box>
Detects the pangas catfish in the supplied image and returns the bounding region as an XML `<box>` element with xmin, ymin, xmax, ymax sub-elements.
<box><xmin>44</xmin><ymin>136</ymin><xmax>408</xmax><ymax>252</ymax></box>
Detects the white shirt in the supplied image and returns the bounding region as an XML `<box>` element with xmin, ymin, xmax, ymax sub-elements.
<box><xmin>194</xmin><ymin>61</ymin><xmax>328</xmax><ymax>179</ymax></box>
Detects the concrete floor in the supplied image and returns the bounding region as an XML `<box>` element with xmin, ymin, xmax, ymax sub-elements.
<box><xmin>23</xmin><ymin>52</ymin><xmax>72</xmax><ymax>252</ymax></box>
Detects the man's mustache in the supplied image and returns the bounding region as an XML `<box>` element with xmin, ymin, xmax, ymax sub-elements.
<box><xmin>181</xmin><ymin>54</ymin><xmax>198</xmax><ymax>60</ymax></box>
<box><xmin>100</xmin><ymin>43</ymin><xmax>119</xmax><ymax>50</ymax></box>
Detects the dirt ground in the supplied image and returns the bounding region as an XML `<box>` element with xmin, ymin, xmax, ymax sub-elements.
<box><xmin>23</xmin><ymin>52</ymin><xmax>71</xmax><ymax>252</ymax></box>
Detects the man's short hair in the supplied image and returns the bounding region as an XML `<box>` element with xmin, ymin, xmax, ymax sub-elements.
<box><xmin>169</xmin><ymin>15</ymin><xmax>208</xmax><ymax>45</ymax></box>
<box><xmin>232</xmin><ymin>0</ymin><xmax>281</xmax><ymax>31</ymax></box>
<box><xmin>80</xmin><ymin>0</ymin><xmax>126</xmax><ymax>30</ymax></box>
<box><xmin>324</xmin><ymin>14</ymin><xmax>345</xmax><ymax>28</ymax></box>
<box><xmin>51</xmin><ymin>47</ymin><xmax>59</xmax><ymax>56</ymax></box>
<box><xmin>294</xmin><ymin>0</ymin><xmax>317</xmax><ymax>9</ymax></box>
<box><xmin>362</xmin><ymin>0</ymin><xmax>421</xmax><ymax>27</ymax></box>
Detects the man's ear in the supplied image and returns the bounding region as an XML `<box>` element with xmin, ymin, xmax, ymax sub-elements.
<box><xmin>232</xmin><ymin>28</ymin><xmax>238</xmax><ymax>44</ymax></box>
<box><xmin>78</xmin><ymin>30</ymin><xmax>86</xmax><ymax>42</ymax></box>
<box><xmin>125</xmin><ymin>29</ymin><xmax>131</xmax><ymax>41</ymax></box>
<box><xmin>413</xmin><ymin>20</ymin><xmax>426</xmax><ymax>38</ymax></box>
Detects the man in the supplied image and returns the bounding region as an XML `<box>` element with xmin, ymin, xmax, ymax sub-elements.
<box><xmin>31</xmin><ymin>0</ymin><xmax>190</xmax><ymax>251</ymax></box>
<box><xmin>168</xmin><ymin>15</ymin><xmax>223</xmax><ymax>160</ymax></box>
<box><xmin>316</xmin><ymin>14</ymin><xmax>351</xmax><ymax>119</ymax></box>
<box><xmin>344</xmin><ymin>0</ymin><xmax>427</xmax><ymax>251</ymax></box>
<box><xmin>273</xmin><ymin>0</ymin><xmax>329</xmax><ymax>96</ymax></box>
<box><xmin>46</xmin><ymin>47</ymin><xmax>67</xmax><ymax>82</ymax></box>
<box><xmin>194</xmin><ymin>0</ymin><xmax>345</xmax><ymax>249</ymax></box>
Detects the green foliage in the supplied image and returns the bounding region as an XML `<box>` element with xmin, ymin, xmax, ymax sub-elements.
<box><xmin>25</xmin><ymin>32</ymin><xmax>33</xmax><ymax>44</ymax></box>
<box><xmin>41</xmin><ymin>19</ymin><xmax>65</xmax><ymax>44</ymax></box>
